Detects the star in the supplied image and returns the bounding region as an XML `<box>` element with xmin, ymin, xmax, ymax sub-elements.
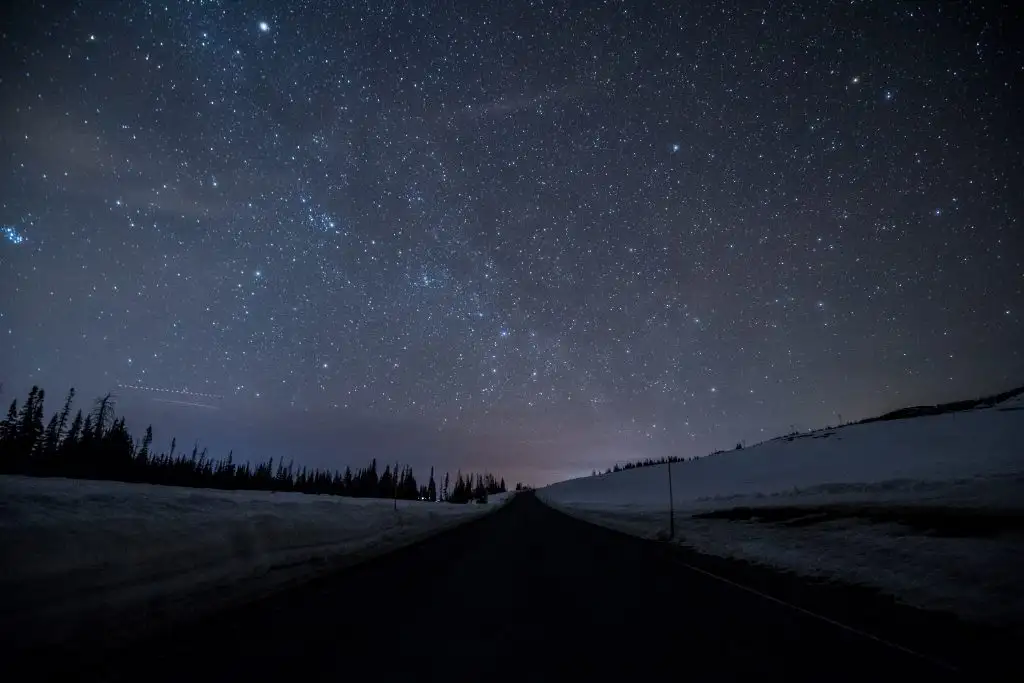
<box><xmin>2</xmin><ymin>226</ymin><xmax>26</xmax><ymax>245</ymax></box>
<box><xmin>0</xmin><ymin>0</ymin><xmax>1016</xmax><ymax>487</ymax></box>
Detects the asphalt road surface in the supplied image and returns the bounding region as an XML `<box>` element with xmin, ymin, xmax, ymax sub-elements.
<box><xmin>47</xmin><ymin>494</ymin><xmax>1008</xmax><ymax>680</ymax></box>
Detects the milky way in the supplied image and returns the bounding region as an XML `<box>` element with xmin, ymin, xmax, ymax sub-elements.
<box><xmin>1</xmin><ymin>1</ymin><xmax>1021</xmax><ymax>484</ymax></box>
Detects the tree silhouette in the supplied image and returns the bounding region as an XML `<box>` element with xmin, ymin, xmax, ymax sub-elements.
<box><xmin>379</xmin><ymin>464</ymin><xmax>393</xmax><ymax>499</ymax></box>
<box><xmin>0</xmin><ymin>398</ymin><xmax>19</xmax><ymax>452</ymax></box>
<box><xmin>0</xmin><ymin>385</ymin><xmax>511</xmax><ymax>503</ymax></box>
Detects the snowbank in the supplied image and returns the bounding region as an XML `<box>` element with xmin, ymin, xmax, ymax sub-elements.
<box><xmin>541</xmin><ymin>400</ymin><xmax>1023</xmax><ymax>511</ymax></box>
<box><xmin>538</xmin><ymin>397</ymin><xmax>1024</xmax><ymax>625</ymax></box>
<box><xmin>0</xmin><ymin>476</ymin><xmax>506</xmax><ymax>649</ymax></box>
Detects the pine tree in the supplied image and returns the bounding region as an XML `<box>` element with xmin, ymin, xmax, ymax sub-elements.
<box><xmin>42</xmin><ymin>413</ymin><xmax>60</xmax><ymax>456</ymax></box>
<box><xmin>361</xmin><ymin>458</ymin><xmax>378</xmax><ymax>497</ymax></box>
<box><xmin>427</xmin><ymin>466</ymin><xmax>437</xmax><ymax>502</ymax></box>
<box><xmin>16</xmin><ymin>387</ymin><xmax>38</xmax><ymax>439</ymax></box>
<box><xmin>104</xmin><ymin>416</ymin><xmax>135</xmax><ymax>476</ymax></box>
<box><xmin>92</xmin><ymin>393</ymin><xmax>114</xmax><ymax>440</ymax></box>
<box><xmin>64</xmin><ymin>410</ymin><xmax>83</xmax><ymax>451</ymax></box>
<box><xmin>16</xmin><ymin>386</ymin><xmax>43</xmax><ymax>458</ymax></box>
<box><xmin>400</xmin><ymin>465</ymin><xmax>417</xmax><ymax>500</ymax></box>
<box><xmin>0</xmin><ymin>398</ymin><xmax>19</xmax><ymax>472</ymax></box>
<box><xmin>138</xmin><ymin>425</ymin><xmax>153</xmax><ymax>463</ymax></box>
<box><xmin>452</xmin><ymin>471</ymin><xmax>469</xmax><ymax>503</ymax></box>
<box><xmin>80</xmin><ymin>414</ymin><xmax>94</xmax><ymax>447</ymax></box>
<box><xmin>56</xmin><ymin>388</ymin><xmax>75</xmax><ymax>435</ymax></box>
<box><xmin>0</xmin><ymin>399</ymin><xmax>18</xmax><ymax>446</ymax></box>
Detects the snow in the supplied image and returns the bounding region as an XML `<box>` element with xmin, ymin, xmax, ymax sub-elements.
<box><xmin>0</xmin><ymin>476</ymin><xmax>509</xmax><ymax>649</ymax></box>
<box><xmin>539</xmin><ymin>397</ymin><xmax>1024</xmax><ymax>626</ymax></box>
<box><xmin>543</xmin><ymin>404</ymin><xmax>1022</xmax><ymax>511</ymax></box>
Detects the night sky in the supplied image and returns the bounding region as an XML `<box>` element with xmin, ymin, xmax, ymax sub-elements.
<box><xmin>1</xmin><ymin>1</ymin><xmax>1021</xmax><ymax>485</ymax></box>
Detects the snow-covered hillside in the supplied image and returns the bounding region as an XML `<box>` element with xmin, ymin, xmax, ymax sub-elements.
<box><xmin>0</xmin><ymin>476</ymin><xmax>508</xmax><ymax>649</ymax></box>
<box><xmin>543</xmin><ymin>397</ymin><xmax>1023</xmax><ymax>510</ymax></box>
<box><xmin>539</xmin><ymin>393</ymin><xmax>1024</xmax><ymax>625</ymax></box>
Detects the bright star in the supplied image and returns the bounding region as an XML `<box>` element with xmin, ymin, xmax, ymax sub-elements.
<box><xmin>258</xmin><ymin>21</ymin><xmax>270</xmax><ymax>32</ymax></box>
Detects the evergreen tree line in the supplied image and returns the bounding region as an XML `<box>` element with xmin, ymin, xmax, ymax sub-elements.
<box><xmin>595</xmin><ymin>454</ymin><xmax>701</xmax><ymax>476</ymax></box>
<box><xmin>439</xmin><ymin>469</ymin><xmax>506</xmax><ymax>504</ymax></box>
<box><xmin>595</xmin><ymin>436</ymin><xmax>759</xmax><ymax>476</ymax></box>
<box><xmin>0</xmin><ymin>385</ymin><xmax>507</xmax><ymax>502</ymax></box>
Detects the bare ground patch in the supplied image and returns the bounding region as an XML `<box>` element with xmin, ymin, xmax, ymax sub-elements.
<box><xmin>692</xmin><ymin>505</ymin><xmax>1024</xmax><ymax>537</ymax></box>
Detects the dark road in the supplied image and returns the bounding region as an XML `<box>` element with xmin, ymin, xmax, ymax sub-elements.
<box><xmin>43</xmin><ymin>494</ymin><xmax>1004</xmax><ymax>680</ymax></box>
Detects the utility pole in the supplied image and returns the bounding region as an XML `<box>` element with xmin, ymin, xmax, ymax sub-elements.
<box><xmin>667</xmin><ymin>457</ymin><xmax>675</xmax><ymax>540</ymax></box>
<box><xmin>393</xmin><ymin>461</ymin><xmax>399</xmax><ymax>511</ymax></box>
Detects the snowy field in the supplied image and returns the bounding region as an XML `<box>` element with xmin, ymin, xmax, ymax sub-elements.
<box><xmin>0</xmin><ymin>476</ymin><xmax>510</xmax><ymax>649</ymax></box>
<box><xmin>539</xmin><ymin>392</ymin><xmax>1024</xmax><ymax>626</ymax></box>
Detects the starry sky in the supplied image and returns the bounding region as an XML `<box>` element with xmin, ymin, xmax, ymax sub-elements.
<box><xmin>1</xmin><ymin>0</ymin><xmax>1021</xmax><ymax>486</ymax></box>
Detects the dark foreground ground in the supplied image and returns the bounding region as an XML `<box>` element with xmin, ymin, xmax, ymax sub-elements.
<box><xmin>15</xmin><ymin>493</ymin><xmax>1021</xmax><ymax>681</ymax></box>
